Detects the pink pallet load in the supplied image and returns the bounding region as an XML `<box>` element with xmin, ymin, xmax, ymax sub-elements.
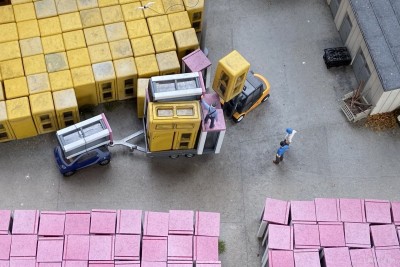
<box><xmin>0</xmin><ymin>209</ymin><xmax>222</xmax><ymax>267</ymax></box>
<box><xmin>258</xmin><ymin>197</ymin><xmax>400</xmax><ymax>267</ymax></box>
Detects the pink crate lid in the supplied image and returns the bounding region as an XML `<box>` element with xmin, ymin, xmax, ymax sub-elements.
<box><xmin>63</xmin><ymin>235</ymin><xmax>90</xmax><ymax>260</ymax></box>
<box><xmin>143</xmin><ymin>212</ymin><xmax>169</xmax><ymax>237</ymax></box>
<box><xmin>391</xmin><ymin>201</ymin><xmax>400</xmax><ymax>225</ymax></box>
<box><xmin>62</xmin><ymin>262</ymin><xmax>88</xmax><ymax>267</ymax></box>
<box><xmin>344</xmin><ymin>222</ymin><xmax>371</xmax><ymax>248</ymax></box>
<box><xmin>293</xmin><ymin>250</ymin><xmax>320</xmax><ymax>267</ymax></box>
<box><xmin>64</xmin><ymin>211</ymin><xmax>91</xmax><ymax>235</ymax></box>
<box><xmin>195</xmin><ymin>263</ymin><xmax>221</xmax><ymax>267</ymax></box>
<box><xmin>349</xmin><ymin>248</ymin><xmax>378</xmax><ymax>267</ymax></box>
<box><xmin>195</xmin><ymin>212</ymin><xmax>220</xmax><ymax>237</ymax></box>
<box><xmin>193</xmin><ymin>236</ymin><xmax>218</xmax><ymax>261</ymax></box>
<box><xmin>168</xmin><ymin>210</ymin><xmax>194</xmax><ymax>234</ymax></box>
<box><xmin>142</xmin><ymin>236</ymin><xmax>168</xmax><ymax>262</ymax></box>
<box><xmin>339</xmin><ymin>199</ymin><xmax>366</xmax><ymax>223</ymax></box>
<box><xmin>88</xmin><ymin>261</ymin><xmax>114</xmax><ymax>267</ymax></box>
<box><xmin>370</xmin><ymin>224</ymin><xmax>400</xmax><ymax>247</ymax></box>
<box><xmin>114</xmin><ymin>235</ymin><xmax>141</xmax><ymax>260</ymax></box>
<box><xmin>114</xmin><ymin>261</ymin><xmax>140</xmax><ymax>267</ymax></box>
<box><xmin>140</xmin><ymin>263</ymin><xmax>166</xmax><ymax>267</ymax></box>
<box><xmin>90</xmin><ymin>210</ymin><xmax>116</xmax><ymax>235</ymax></box>
<box><xmin>267</xmin><ymin>224</ymin><xmax>293</xmax><ymax>250</ymax></box>
<box><xmin>293</xmin><ymin>224</ymin><xmax>320</xmax><ymax>249</ymax></box>
<box><xmin>12</xmin><ymin>210</ymin><xmax>39</xmax><ymax>234</ymax></box>
<box><xmin>318</xmin><ymin>222</ymin><xmax>345</xmax><ymax>247</ymax></box>
<box><xmin>291</xmin><ymin>200</ymin><xmax>316</xmax><ymax>223</ymax></box>
<box><xmin>0</xmin><ymin>210</ymin><xmax>11</xmax><ymax>234</ymax></box>
<box><xmin>375</xmin><ymin>247</ymin><xmax>400</xmax><ymax>267</ymax></box>
<box><xmin>0</xmin><ymin>235</ymin><xmax>11</xmax><ymax>260</ymax></box>
<box><xmin>365</xmin><ymin>200</ymin><xmax>392</xmax><ymax>224</ymax></box>
<box><xmin>167</xmin><ymin>261</ymin><xmax>194</xmax><ymax>267</ymax></box>
<box><xmin>38</xmin><ymin>212</ymin><xmax>66</xmax><ymax>236</ymax></box>
<box><xmin>315</xmin><ymin>198</ymin><xmax>340</xmax><ymax>222</ymax></box>
<box><xmin>10</xmin><ymin>235</ymin><xmax>38</xmax><ymax>257</ymax></box>
<box><xmin>37</xmin><ymin>263</ymin><xmax>62</xmax><ymax>267</ymax></box>
<box><xmin>182</xmin><ymin>49</ymin><xmax>211</xmax><ymax>73</ymax></box>
<box><xmin>262</xmin><ymin>198</ymin><xmax>290</xmax><ymax>225</ymax></box>
<box><xmin>89</xmin><ymin>235</ymin><xmax>115</xmax><ymax>261</ymax></box>
<box><xmin>268</xmin><ymin>250</ymin><xmax>295</xmax><ymax>267</ymax></box>
<box><xmin>10</xmin><ymin>258</ymin><xmax>36</xmax><ymax>267</ymax></box>
<box><xmin>37</xmin><ymin>237</ymin><xmax>64</xmax><ymax>262</ymax></box>
<box><xmin>0</xmin><ymin>261</ymin><xmax>9</xmax><ymax>267</ymax></box>
<box><xmin>167</xmin><ymin>235</ymin><xmax>193</xmax><ymax>260</ymax></box>
<box><xmin>322</xmin><ymin>247</ymin><xmax>352</xmax><ymax>267</ymax></box>
<box><xmin>116</xmin><ymin>210</ymin><xmax>142</xmax><ymax>235</ymax></box>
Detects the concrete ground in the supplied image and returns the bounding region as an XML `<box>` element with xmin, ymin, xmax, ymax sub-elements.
<box><xmin>1</xmin><ymin>0</ymin><xmax>400</xmax><ymax>266</ymax></box>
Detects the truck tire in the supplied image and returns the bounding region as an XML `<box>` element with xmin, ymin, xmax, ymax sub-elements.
<box><xmin>63</xmin><ymin>171</ymin><xmax>75</xmax><ymax>177</ymax></box>
<box><xmin>99</xmin><ymin>159</ymin><xmax>110</xmax><ymax>166</ymax></box>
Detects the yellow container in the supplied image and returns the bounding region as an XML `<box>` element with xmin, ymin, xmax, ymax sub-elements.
<box><xmin>56</xmin><ymin>0</ymin><xmax>79</xmax><ymax>14</ymax></box>
<box><xmin>13</xmin><ymin>3</ymin><xmax>36</xmax><ymax>22</ymax></box>
<box><xmin>212</xmin><ymin>50</ymin><xmax>251</xmax><ymax>102</ymax></box>
<box><xmin>1</xmin><ymin>58</ymin><xmax>25</xmax><ymax>80</ymax></box>
<box><xmin>0</xmin><ymin>41</ymin><xmax>21</xmax><ymax>61</ymax></box>
<box><xmin>174</xmin><ymin>28</ymin><xmax>199</xmax><ymax>61</ymax></box>
<box><xmin>4</xmin><ymin>76</ymin><xmax>29</xmax><ymax>99</ymax></box>
<box><xmin>27</xmin><ymin>73</ymin><xmax>51</xmax><ymax>95</ymax></box>
<box><xmin>156</xmin><ymin>51</ymin><xmax>180</xmax><ymax>75</ymax></box>
<box><xmin>130</xmin><ymin>36</ymin><xmax>154</xmax><ymax>57</ymax></box>
<box><xmin>71</xmin><ymin>65</ymin><xmax>98</xmax><ymax>107</ymax></box>
<box><xmin>98</xmin><ymin>0</ymin><xmax>119</xmax><ymax>7</ymax></box>
<box><xmin>146</xmin><ymin>101</ymin><xmax>201</xmax><ymax>151</ymax></box>
<box><xmin>17</xmin><ymin>19</ymin><xmax>40</xmax><ymax>39</ymax></box>
<box><xmin>19</xmin><ymin>37</ymin><xmax>43</xmax><ymax>57</ymax></box>
<box><xmin>80</xmin><ymin>8</ymin><xmax>103</xmax><ymax>28</ymax></box>
<box><xmin>49</xmin><ymin>70</ymin><xmax>73</xmax><ymax>92</ymax></box>
<box><xmin>126</xmin><ymin>19</ymin><xmax>149</xmax><ymax>39</ymax></box>
<box><xmin>63</xmin><ymin>30</ymin><xmax>87</xmax><ymax>50</ymax></box>
<box><xmin>0</xmin><ymin>5</ymin><xmax>15</xmax><ymax>24</ymax></box>
<box><xmin>0</xmin><ymin>83</ymin><xmax>4</xmax><ymax>101</ymax></box>
<box><xmin>162</xmin><ymin>0</ymin><xmax>185</xmax><ymax>14</ymax></box>
<box><xmin>84</xmin><ymin>26</ymin><xmax>107</xmax><ymax>45</ymax></box>
<box><xmin>88</xmin><ymin>43</ymin><xmax>112</xmax><ymax>64</ymax></box>
<box><xmin>0</xmin><ymin>23</ymin><xmax>19</xmax><ymax>43</ymax></box>
<box><xmin>11</xmin><ymin>0</ymin><xmax>32</xmax><ymax>4</ymax></box>
<box><xmin>147</xmin><ymin>15</ymin><xmax>171</xmax><ymax>35</ymax></box>
<box><xmin>41</xmin><ymin>34</ymin><xmax>65</xmax><ymax>54</ymax></box>
<box><xmin>120</xmin><ymin>0</ymin><xmax>141</xmax><ymax>4</ymax></box>
<box><xmin>114</xmin><ymin>57</ymin><xmax>137</xmax><ymax>100</ymax></box>
<box><xmin>167</xmin><ymin>11</ymin><xmax>191</xmax><ymax>32</ymax></box>
<box><xmin>6</xmin><ymin>97</ymin><xmax>38</xmax><ymax>139</ymax></box>
<box><xmin>53</xmin><ymin>88</ymin><xmax>80</xmax><ymax>128</ymax></box>
<box><xmin>92</xmin><ymin>61</ymin><xmax>117</xmax><ymax>103</ymax></box>
<box><xmin>67</xmin><ymin>48</ymin><xmax>91</xmax><ymax>69</ymax></box>
<box><xmin>23</xmin><ymin>54</ymin><xmax>47</xmax><ymax>75</ymax></box>
<box><xmin>135</xmin><ymin>54</ymin><xmax>159</xmax><ymax>78</ymax></box>
<box><xmin>34</xmin><ymin>0</ymin><xmax>57</xmax><ymax>19</ymax></box>
<box><xmin>183</xmin><ymin>0</ymin><xmax>204</xmax><ymax>32</ymax></box>
<box><xmin>109</xmin><ymin>39</ymin><xmax>133</xmax><ymax>60</ymax></box>
<box><xmin>101</xmin><ymin>5</ymin><xmax>123</xmax><ymax>24</ymax></box>
<box><xmin>29</xmin><ymin>92</ymin><xmax>58</xmax><ymax>133</ymax></box>
<box><xmin>105</xmin><ymin>22</ymin><xmax>128</xmax><ymax>41</ymax></box>
<box><xmin>45</xmin><ymin>52</ymin><xmax>69</xmax><ymax>73</ymax></box>
<box><xmin>38</xmin><ymin>17</ymin><xmax>61</xmax><ymax>37</ymax></box>
<box><xmin>59</xmin><ymin>12</ymin><xmax>83</xmax><ymax>32</ymax></box>
<box><xmin>0</xmin><ymin>101</ymin><xmax>16</xmax><ymax>142</ymax></box>
<box><xmin>141</xmin><ymin>0</ymin><xmax>164</xmax><ymax>17</ymax></box>
<box><xmin>76</xmin><ymin>0</ymin><xmax>98</xmax><ymax>10</ymax></box>
<box><xmin>121</xmin><ymin>3</ymin><xmax>144</xmax><ymax>21</ymax></box>
<box><xmin>152</xmin><ymin>32</ymin><xmax>176</xmax><ymax>53</ymax></box>
<box><xmin>136</xmin><ymin>78</ymin><xmax>149</xmax><ymax>118</ymax></box>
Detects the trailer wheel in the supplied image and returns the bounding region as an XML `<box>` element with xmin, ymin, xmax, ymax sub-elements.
<box><xmin>99</xmin><ymin>159</ymin><xmax>110</xmax><ymax>166</ymax></box>
<box><xmin>169</xmin><ymin>154</ymin><xmax>179</xmax><ymax>159</ymax></box>
<box><xmin>262</xmin><ymin>94</ymin><xmax>270</xmax><ymax>103</ymax></box>
<box><xmin>63</xmin><ymin>171</ymin><xmax>75</xmax><ymax>177</ymax></box>
<box><xmin>185</xmin><ymin>153</ymin><xmax>195</xmax><ymax>158</ymax></box>
<box><xmin>234</xmin><ymin>115</ymin><xmax>244</xmax><ymax>123</ymax></box>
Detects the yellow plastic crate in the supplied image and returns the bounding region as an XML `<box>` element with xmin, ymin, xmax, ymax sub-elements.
<box><xmin>13</xmin><ymin>3</ymin><xmax>36</xmax><ymax>22</ymax></box>
<box><xmin>59</xmin><ymin>12</ymin><xmax>83</xmax><ymax>32</ymax></box>
<box><xmin>0</xmin><ymin>23</ymin><xmax>19</xmax><ymax>43</ymax></box>
<box><xmin>29</xmin><ymin>92</ymin><xmax>58</xmax><ymax>133</ymax></box>
<box><xmin>126</xmin><ymin>19</ymin><xmax>149</xmax><ymax>39</ymax></box>
<box><xmin>168</xmin><ymin>11</ymin><xmax>191</xmax><ymax>32</ymax></box>
<box><xmin>17</xmin><ymin>19</ymin><xmax>40</xmax><ymax>39</ymax></box>
<box><xmin>45</xmin><ymin>52</ymin><xmax>69</xmax><ymax>73</ymax></box>
<box><xmin>101</xmin><ymin>5</ymin><xmax>123</xmax><ymax>24</ymax></box>
<box><xmin>49</xmin><ymin>70</ymin><xmax>73</xmax><ymax>92</ymax></box>
<box><xmin>1</xmin><ymin>58</ymin><xmax>25</xmax><ymax>80</ymax></box>
<box><xmin>152</xmin><ymin>32</ymin><xmax>176</xmax><ymax>53</ymax></box>
<box><xmin>0</xmin><ymin>41</ymin><xmax>21</xmax><ymax>61</ymax></box>
<box><xmin>55</xmin><ymin>0</ymin><xmax>79</xmax><ymax>14</ymax></box>
<box><xmin>11</xmin><ymin>0</ymin><xmax>32</xmax><ymax>4</ymax></box>
<box><xmin>41</xmin><ymin>34</ymin><xmax>65</xmax><ymax>54</ymax></box>
<box><xmin>162</xmin><ymin>0</ymin><xmax>185</xmax><ymax>14</ymax></box>
<box><xmin>135</xmin><ymin>54</ymin><xmax>159</xmax><ymax>78</ymax></box>
<box><xmin>212</xmin><ymin>50</ymin><xmax>251</xmax><ymax>102</ymax></box>
<box><xmin>38</xmin><ymin>17</ymin><xmax>62</xmax><ymax>37</ymax></box>
<box><xmin>0</xmin><ymin>5</ymin><xmax>15</xmax><ymax>24</ymax></box>
<box><xmin>70</xmin><ymin>65</ymin><xmax>98</xmax><ymax>107</ymax></box>
<box><xmin>34</xmin><ymin>0</ymin><xmax>57</xmax><ymax>19</ymax></box>
<box><xmin>6</xmin><ymin>97</ymin><xmax>38</xmax><ymax>139</ymax></box>
<box><xmin>147</xmin><ymin>15</ymin><xmax>171</xmax><ymax>35</ymax></box>
<box><xmin>92</xmin><ymin>61</ymin><xmax>117</xmax><ymax>103</ymax></box>
<box><xmin>131</xmin><ymin>36</ymin><xmax>154</xmax><ymax>57</ymax></box>
<box><xmin>0</xmin><ymin>101</ymin><xmax>16</xmax><ymax>142</ymax></box>
<box><xmin>23</xmin><ymin>54</ymin><xmax>47</xmax><ymax>75</ymax></box>
<box><xmin>120</xmin><ymin>0</ymin><xmax>141</xmax><ymax>3</ymax></box>
<box><xmin>183</xmin><ymin>0</ymin><xmax>204</xmax><ymax>32</ymax></box>
<box><xmin>80</xmin><ymin>8</ymin><xmax>103</xmax><ymax>28</ymax></box>
<box><xmin>141</xmin><ymin>0</ymin><xmax>164</xmax><ymax>17</ymax></box>
<box><xmin>109</xmin><ymin>39</ymin><xmax>133</xmax><ymax>60</ymax></box>
<box><xmin>76</xmin><ymin>0</ymin><xmax>98</xmax><ymax>10</ymax></box>
<box><xmin>121</xmin><ymin>3</ymin><xmax>144</xmax><ymax>21</ymax></box>
<box><xmin>136</xmin><ymin>78</ymin><xmax>149</xmax><ymax>118</ymax></box>
<box><xmin>67</xmin><ymin>48</ymin><xmax>91</xmax><ymax>69</ymax></box>
<box><xmin>27</xmin><ymin>73</ymin><xmax>51</xmax><ymax>95</ymax></box>
<box><xmin>0</xmin><ymin>83</ymin><xmax>4</xmax><ymax>101</ymax></box>
<box><xmin>84</xmin><ymin>26</ymin><xmax>108</xmax><ymax>45</ymax></box>
<box><xmin>19</xmin><ymin>37</ymin><xmax>43</xmax><ymax>57</ymax></box>
<box><xmin>88</xmin><ymin>43</ymin><xmax>112</xmax><ymax>64</ymax></box>
<box><xmin>156</xmin><ymin>51</ymin><xmax>180</xmax><ymax>75</ymax></box>
<box><xmin>105</xmin><ymin>22</ymin><xmax>128</xmax><ymax>41</ymax></box>
<box><xmin>113</xmin><ymin>57</ymin><xmax>137</xmax><ymax>100</ymax></box>
<box><xmin>4</xmin><ymin>76</ymin><xmax>29</xmax><ymax>99</ymax></box>
<box><xmin>174</xmin><ymin>28</ymin><xmax>199</xmax><ymax>60</ymax></box>
<box><xmin>53</xmin><ymin>88</ymin><xmax>80</xmax><ymax>128</ymax></box>
<box><xmin>63</xmin><ymin>30</ymin><xmax>86</xmax><ymax>50</ymax></box>
<box><xmin>98</xmin><ymin>0</ymin><xmax>119</xmax><ymax>7</ymax></box>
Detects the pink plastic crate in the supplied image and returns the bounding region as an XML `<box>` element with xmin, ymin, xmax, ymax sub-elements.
<box><xmin>167</xmin><ymin>235</ymin><xmax>193</xmax><ymax>261</ymax></box>
<box><xmin>314</xmin><ymin>198</ymin><xmax>340</xmax><ymax>222</ymax></box>
<box><xmin>291</xmin><ymin>200</ymin><xmax>317</xmax><ymax>223</ymax></box>
<box><xmin>89</xmin><ymin>235</ymin><xmax>115</xmax><ymax>261</ymax></box>
<box><xmin>267</xmin><ymin>250</ymin><xmax>295</xmax><ymax>267</ymax></box>
<box><xmin>344</xmin><ymin>222</ymin><xmax>371</xmax><ymax>248</ymax></box>
<box><xmin>140</xmin><ymin>263</ymin><xmax>166</xmax><ymax>267</ymax></box>
<box><xmin>261</xmin><ymin>198</ymin><xmax>290</xmax><ymax>225</ymax></box>
<box><xmin>318</xmin><ymin>222</ymin><xmax>345</xmax><ymax>247</ymax></box>
<box><xmin>266</xmin><ymin>224</ymin><xmax>293</xmax><ymax>250</ymax></box>
<box><xmin>114</xmin><ymin>235</ymin><xmax>141</xmax><ymax>261</ymax></box>
<box><xmin>37</xmin><ymin>237</ymin><xmax>64</xmax><ymax>262</ymax></box>
<box><xmin>293</xmin><ymin>250</ymin><xmax>320</xmax><ymax>267</ymax></box>
<box><xmin>195</xmin><ymin>262</ymin><xmax>221</xmax><ymax>267</ymax></box>
<box><xmin>114</xmin><ymin>261</ymin><xmax>140</xmax><ymax>267</ymax></box>
<box><xmin>0</xmin><ymin>261</ymin><xmax>9</xmax><ymax>267</ymax></box>
<box><xmin>391</xmin><ymin>201</ymin><xmax>400</xmax><ymax>225</ymax></box>
<box><xmin>10</xmin><ymin>235</ymin><xmax>38</xmax><ymax>257</ymax></box>
<box><xmin>90</xmin><ymin>210</ymin><xmax>116</xmax><ymax>235</ymax></box>
<box><xmin>166</xmin><ymin>261</ymin><xmax>193</xmax><ymax>267</ymax></box>
<box><xmin>0</xmin><ymin>211</ymin><xmax>11</xmax><ymax>234</ymax></box>
<box><xmin>143</xmin><ymin>212</ymin><xmax>169</xmax><ymax>237</ymax></box>
<box><xmin>116</xmin><ymin>210</ymin><xmax>142</xmax><ymax>235</ymax></box>
<box><xmin>374</xmin><ymin>247</ymin><xmax>400</xmax><ymax>267</ymax></box>
<box><xmin>168</xmin><ymin>210</ymin><xmax>194</xmax><ymax>235</ymax></box>
<box><xmin>12</xmin><ymin>210</ymin><xmax>39</xmax><ymax>234</ymax></box>
<box><xmin>193</xmin><ymin>236</ymin><xmax>218</xmax><ymax>261</ymax></box>
<box><xmin>370</xmin><ymin>224</ymin><xmax>399</xmax><ymax>247</ymax></box>
<box><xmin>322</xmin><ymin>247</ymin><xmax>352</xmax><ymax>267</ymax></box>
<box><xmin>9</xmin><ymin>258</ymin><xmax>36</xmax><ymax>267</ymax></box>
<box><xmin>37</xmin><ymin>263</ymin><xmax>62</xmax><ymax>267</ymax></box>
<box><xmin>88</xmin><ymin>261</ymin><xmax>114</xmax><ymax>267</ymax></box>
<box><xmin>142</xmin><ymin>236</ymin><xmax>168</xmax><ymax>262</ymax></box>
<box><xmin>0</xmin><ymin>235</ymin><xmax>11</xmax><ymax>259</ymax></box>
<box><xmin>38</xmin><ymin>212</ymin><xmax>66</xmax><ymax>236</ymax></box>
<box><xmin>339</xmin><ymin>199</ymin><xmax>366</xmax><ymax>223</ymax></box>
<box><xmin>365</xmin><ymin>199</ymin><xmax>391</xmax><ymax>224</ymax></box>
<box><xmin>63</xmin><ymin>235</ymin><xmax>90</xmax><ymax>260</ymax></box>
<box><xmin>62</xmin><ymin>261</ymin><xmax>88</xmax><ymax>267</ymax></box>
<box><xmin>195</xmin><ymin>211</ymin><xmax>220</xmax><ymax>237</ymax></box>
<box><xmin>64</xmin><ymin>211</ymin><xmax>91</xmax><ymax>235</ymax></box>
<box><xmin>349</xmin><ymin>248</ymin><xmax>378</xmax><ymax>267</ymax></box>
<box><xmin>293</xmin><ymin>223</ymin><xmax>320</xmax><ymax>249</ymax></box>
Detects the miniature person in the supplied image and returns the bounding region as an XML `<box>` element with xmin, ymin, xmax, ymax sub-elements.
<box><xmin>273</xmin><ymin>143</ymin><xmax>289</xmax><ymax>164</ymax></box>
<box><xmin>283</xmin><ymin>128</ymin><xmax>297</xmax><ymax>145</ymax></box>
<box><xmin>201</xmin><ymin>99</ymin><xmax>217</xmax><ymax>129</ymax></box>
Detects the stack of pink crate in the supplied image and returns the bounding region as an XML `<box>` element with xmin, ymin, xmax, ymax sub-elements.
<box><xmin>258</xmin><ymin>197</ymin><xmax>400</xmax><ymax>267</ymax></box>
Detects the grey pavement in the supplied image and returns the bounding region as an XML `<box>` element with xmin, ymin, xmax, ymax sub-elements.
<box><xmin>1</xmin><ymin>0</ymin><xmax>400</xmax><ymax>266</ymax></box>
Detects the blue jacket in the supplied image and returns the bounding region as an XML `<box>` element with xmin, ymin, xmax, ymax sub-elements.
<box><xmin>201</xmin><ymin>99</ymin><xmax>217</xmax><ymax>118</ymax></box>
<box><xmin>277</xmin><ymin>145</ymin><xmax>289</xmax><ymax>156</ymax></box>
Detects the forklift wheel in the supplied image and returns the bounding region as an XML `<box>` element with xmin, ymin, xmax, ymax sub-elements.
<box><xmin>63</xmin><ymin>171</ymin><xmax>75</xmax><ymax>177</ymax></box>
<box><xmin>185</xmin><ymin>153</ymin><xmax>195</xmax><ymax>158</ymax></box>
<box><xmin>99</xmin><ymin>159</ymin><xmax>110</xmax><ymax>166</ymax></box>
<box><xmin>234</xmin><ymin>115</ymin><xmax>244</xmax><ymax>123</ymax></box>
<box><xmin>169</xmin><ymin>154</ymin><xmax>179</xmax><ymax>159</ymax></box>
<box><xmin>262</xmin><ymin>94</ymin><xmax>270</xmax><ymax>103</ymax></box>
